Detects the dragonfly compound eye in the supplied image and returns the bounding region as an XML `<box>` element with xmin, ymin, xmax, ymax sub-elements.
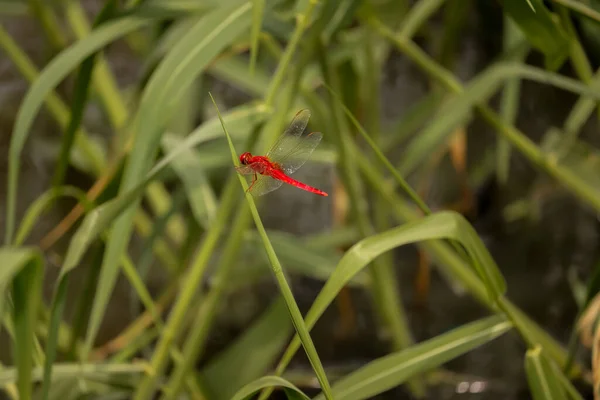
<box><xmin>240</xmin><ymin>152</ymin><xmax>250</xmax><ymax>165</ymax></box>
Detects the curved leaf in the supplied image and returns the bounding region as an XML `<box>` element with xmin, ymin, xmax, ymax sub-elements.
<box><xmin>200</xmin><ymin>297</ymin><xmax>293</xmax><ymax>400</ymax></box>
<box><xmin>314</xmin><ymin>316</ymin><xmax>512</xmax><ymax>400</ymax></box>
<box><xmin>230</xmin><ymin>376</ymin><xmax>310</xmax><ymax>400</ymax></box>
<box><xmin>14</xmin><ymin>186</ymin><xmax>91</xmax><ymax>246</ymax></box>
<box><xmin>274</xmin><ymin>211</ymin><xmax>506</xmax><ymax>381</ymax></box>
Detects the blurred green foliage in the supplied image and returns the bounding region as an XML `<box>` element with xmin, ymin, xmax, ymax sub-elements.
<box><xmin>0</xmin><ymin>0</ymin><xmax>600</xmax><ymax>399</ymax></box>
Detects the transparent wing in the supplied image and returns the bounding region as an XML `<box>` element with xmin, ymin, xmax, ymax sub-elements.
<box><xmin>249</xmin><ymin>174</ymin><xmax>284</xmax><ymax>197</ymax></box>
<box><xmin>265</xmin><ymin>109</ymin><xmax>311</xmax><ymax>162</ymax></box>
<box><xmin>235</xmin><ymin>165</ymin><xmax>255</xmax><ymax>175</ymax></box>
<box><xmin>278</xmin><ymin>131</ymin><xmax>323</xmax><ymax>175</ymax></box>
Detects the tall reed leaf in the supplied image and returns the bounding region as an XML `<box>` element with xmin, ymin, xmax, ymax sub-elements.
<box><xmin>314</xmin><ymin>316</ymin><xmax>512</xmax><ymax>400</ymax></box>
<box><xmin>212</xmin><ymin>95</ymin><xmax>334</xmax><ymax>399</ymax></box>
<box><xmin>273</xmin><ymin>211</ymin><xmax>506</xmax><ymax>379</ymax></box>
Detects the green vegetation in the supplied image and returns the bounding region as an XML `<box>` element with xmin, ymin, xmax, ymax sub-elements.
<box><xmin>1</xmin><ymin>0</ymin><xmax>599</xmax><ymax>399</ymax></box>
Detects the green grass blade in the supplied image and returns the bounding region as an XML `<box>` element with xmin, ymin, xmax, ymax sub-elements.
<box><xmin>561</xmin><ymin>68</ymin><xmax>600</xmax><ymax>149</ymax></box>
<box><xmin>212</xmin><ymin>94</ymin><xmax>334</xmax><ymax>399</ymax></box>
<box><xmin>324</xmin><ymin>84</ymin><xmax>430</xmax><ymax>215</ymax></box>
<box><xmin>161</xmin><ymin>134</ymin><xmax>218</xmax><ymax>229</ymax></box>
<box><xmin>202</xmin><ymin>54</ymin><xmax>310</xmax><ymax>400</ymax></box>
<box><xmin>249</xmin><ymin>0</ymin><xmax>265</xmax><ymax>74</ymax></box>
<box><xmin>210</xmin><ymin>56</ymin><xmax>271</xmax><ymax>96</ymax></box>
<box><xmin>303</xmin><ymin>226</ymin><xmax>361</xmax><ymax>250</ymax></box>
<box><xmin>251</xmin><ymin>230</ymin><xmax>369</xmax><ymax>287</ymax></box>
<box><xmin>0</xmin><ymin>1</ymin><xmax>27</xmax><ymax>15</ymax></box>
<box><xmin>227</xmin><ymin>232</ymin><xmax>370</xmax><ymax>292</ymax></box>
<box><xmin>0</xmin><ymin>248</ymin><xmax>43</xmax><ymax>337</ymax></box>
<box><xmin>132</xmin><ymin>112</ymin><xmax>270</xmax><ymax>400</ymax></box>
<box><xmin>502</xmin><ymin>0</ymin><xmax>569</xmax><ymax>70</ymax></box>
<box><xmin>398</xmin><ymin>0</ymin><xmax>446</xmax><ymax>39</ymax></box>
<box><xmin>0</xmin><ymin>362</ymin><xmax>147</xmax><ymax>385</ymax></box>
<box><xmin>85</xmin><ymin>2</ymin><xmax>253</xmax><ymax>359</ymax></box>
<box><xmin>556</xmin><ymin>366</ymin><xmax>585</xmax><ymax>400</ymax></box>
<box><xmin>321</xmin><ymin>0</ymin><xmax>361</xmax><ymax>42</ymax></box>
<box><xmin>314</xmin><ymin>316</ymin><xmax>512</xmax><ymax>400</ymax></box>
<box><xmin>5</xmin><ymin>12</ymin><xmax>154</xmax><ymax>244</ymax></box>
<box><xmin>199</xmin><ymin>296</ymin><xmax>293</xmax><ymax>400</ymax></box>
<box><xmin>355</xmin><ymin>151</ymin><xmax>582</xmax><ymax>375</ymax></box>
<box><xmin>230</xmin><ymin>376</ymin><xmax>310</xmax><ymax>400</ymax></box>
<box><xmin>52</xmin><ymin>0</ymin><xmax>119</xmax><ymax>189</ymax></box>
<box><xmin>66</xmin><ymin>245</ymin><xmax>103</xmax><ymax>360</ymax></box>
<box><xmin>84</xmin><ymin>2</ymin><xmax>250</xmax><ymax>353</ymax></box>
<box><xmin>398</xmin><ymin>62</ymin><xmax>600</xmax><ymax>178</ymax></box>
<box><xmin>14</xmin><ymin>186</ymin><xmax>91</xmax><ymax>246</ymax></box>
<box><xmin>133</xmin><ymin>187</ymin><xmax>187</xmax><ymax>292</ymax></box>
<box><xmin>525</xmin><ymin>346</ymin><xmax>568</xmax><ymax>400</ymax></box>
<box><xmin>554</xmin><ymin>0</ymin><xmax>600</xmax><ymax>23</ymax></box>
<box><xmin>134</xmin><ymin>0</ymin><xmax>220</xmax><ymax>15</ymax></box>
<box><xmin>263</xmin><ymin>0</ymin><xmax>318</xmax><ymax>107</ymax></box>
<box><xmin>64</xmin><ymin>1</ymin><xmax>129</xmax><ymax>131</ymax></box>
<box><xmin>165</xmin><ymin>206</ymin><xmax>299</xmax><ymax>399</ymax></box>
<box><xmin>27</xmin><ymin>0</ymin><xmax>67</xmax><ymax>49</ymax></box>
<box><xmin>394</xmin><ymin>62</ymin><xmax>600</xmax><ymax>213</ymax></box>
<box><xmin>6</xmin><ymin>247</ymin><xmax>44</xmax><ymax>399</ymax></box>
<box><xmin>42</xmin><ymin>106</ymin><xmax>266</xmax><ymax>400</ymax></box>
<box><xmin>273</xmin><ymin>211</ymin><xmax>507</xmax><ymax>380</ymax></box>
<box><xmin>379</xmin><ymin>90</ymin><xmax>443</xmax><ymax>152</ymax></box>
<box><xmin>158</xmin><ymin>103</ymin><xmax>270</xmax><ymax>174</ymax></box>
<box><xmin>371</xmin><ymin>19</ymin><xmax>600</xmax><ymax>224</ymax></box>
<box><xmin>317</xmin><ymin>33</ymin><xmax>421</xmax><ymax>396</ymax></box>
<box><xmin>40</xmin><ymin>243</ymin><xmax>102</xmax><ymax>400</ymax></box>
<box><xmin>0</xmin><ymin>24</ymin><xmax>105</xmax><ymax>177</ymax></box>
<box><xmin>497</xmin><ymin>16</ymin><xmax>528</xmax><ymax>184</ymax></box>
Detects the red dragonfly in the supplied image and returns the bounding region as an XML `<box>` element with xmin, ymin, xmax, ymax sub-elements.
<box><xmin>236</xmin><ymin>109</ymin><xmax>328</xmax><ymax>197</ymax></box>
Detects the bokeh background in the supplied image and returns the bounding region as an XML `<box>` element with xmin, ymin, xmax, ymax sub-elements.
<box><xmin>1</xmin><ymin>0</ymin><xmax>600</xmax><ymax>399</ymax></box>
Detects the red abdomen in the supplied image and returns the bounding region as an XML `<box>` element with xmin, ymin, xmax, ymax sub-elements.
<box><xmin>268</xmin><ymin>169</ymin><xmax>328</xmax><ymax>196</ymax></box>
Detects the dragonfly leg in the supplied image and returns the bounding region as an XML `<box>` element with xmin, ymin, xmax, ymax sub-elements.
<box><xmin>246</xmin><ymin>173</ymin><xmax>258</xmax><ymax>192</ymax></box>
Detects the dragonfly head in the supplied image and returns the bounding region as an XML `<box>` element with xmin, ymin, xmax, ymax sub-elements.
<box><xmin>239</xmin><ymin>152</ymin><xmax>252</xmax><ymax>165</ymax></box>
